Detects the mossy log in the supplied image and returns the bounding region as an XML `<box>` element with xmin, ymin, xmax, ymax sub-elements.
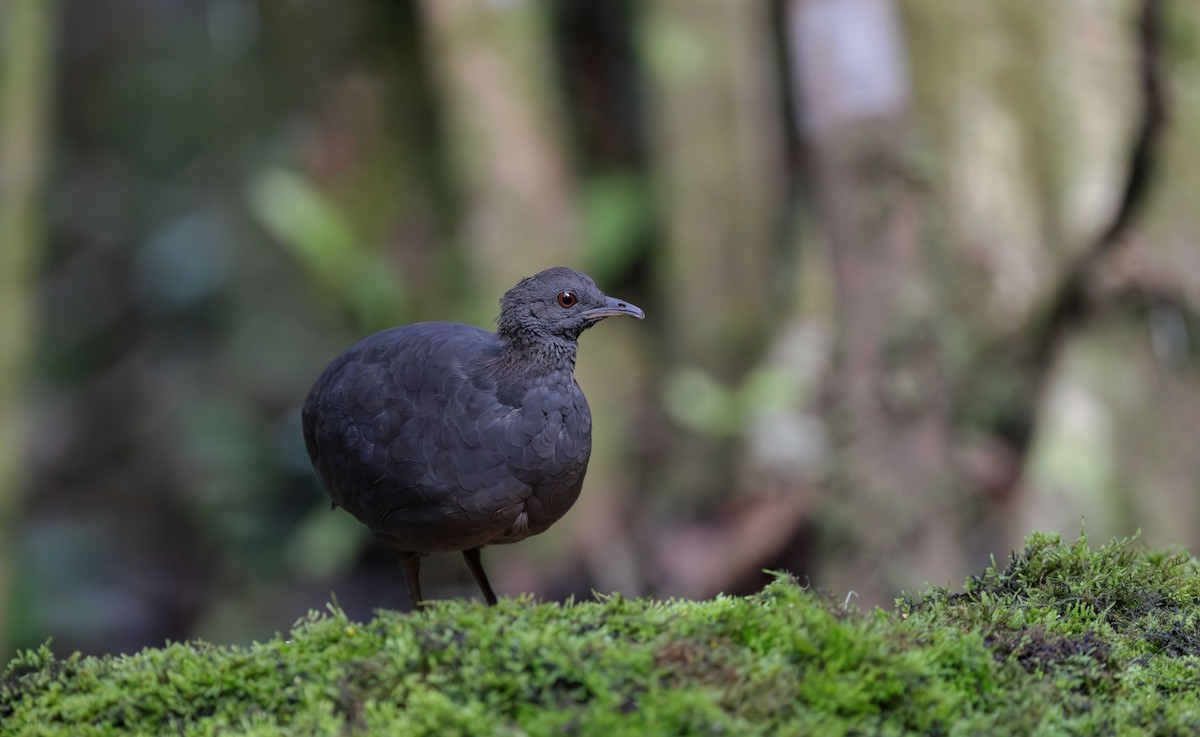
<box><xmin>4</xmin><ymin>533</ymin><xmax>1200</xmax><ymax>735</ymax></box>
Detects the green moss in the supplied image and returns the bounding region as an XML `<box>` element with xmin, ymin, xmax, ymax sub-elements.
<box><xmin>5</xmin><ymin>533</ymin><xmax>1200</xmax><ymax>735</ymax></box>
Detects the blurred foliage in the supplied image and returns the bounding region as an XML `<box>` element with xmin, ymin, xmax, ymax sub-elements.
<box><xmin>578</xmin><ymin>170</ymin><xmax>650</xmax><ymax>283</ymax></box>
<box><xmin>247</xmin><ymin>167</ymin><xmax>408</xmax><ymax>329</ymax></box>
<box><xmin>663</xmin><ymin>366</ymin><xmax>802</xmax><ymax>439</ymax></box>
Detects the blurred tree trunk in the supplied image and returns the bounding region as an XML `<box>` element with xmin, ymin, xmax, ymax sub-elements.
<box><xmin>782</xmin><ymin>0</ymin><xmax>1166</xmax><ymax>605</ymax></box>
<box><xmin>0</xmin><ymin>0</ymin><xmax>55</xmax><ymax>653</ymax></box>
<box><xmin>898</xmin><ymin>0</ymin><xmax>1167</xmax><ymax>557</ymax></box>
<box><xmin>787</xmin><ymin>0</ymin><xmax>964</xmax><ymax>603</ymax></box>
<box><xmin>640</xmin><ymin>1</ymin><xmax>786</xmax><ymax>506</ymax></box>
<box><xmin>419</xmin><ymin>0</ymin><xmax>579</xmax><ymax>301</ymax></box>
<box><xmin>643</xmin><ymin>0</ymin><xmax>784</xmax><ymax>375</ymax></box>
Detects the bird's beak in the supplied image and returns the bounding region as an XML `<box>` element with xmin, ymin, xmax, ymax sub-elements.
<box><xmin>581</xmin><ymin>295</ymin><xmax>645</xmax><ymax>322</ymax></box>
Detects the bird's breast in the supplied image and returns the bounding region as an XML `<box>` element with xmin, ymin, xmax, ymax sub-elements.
<box><xmin>515</xmin><ymin>371</ymin><xmax>591</xmax><ymax>465</ymax></box>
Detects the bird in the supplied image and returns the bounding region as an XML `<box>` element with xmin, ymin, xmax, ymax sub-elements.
<box><xmin>301</xmin><ymin>267</ymin><xmax>644</xmax><ymax>607</ymax></box>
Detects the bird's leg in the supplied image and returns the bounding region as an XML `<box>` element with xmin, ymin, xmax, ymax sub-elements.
<box><xmin>400</xmin><ymin>552</ymin><xmax>424</xmax><ymax>611</ymax></box>
<box><xmin>462</xmin><ymin>547</ymin><xmax>499</xmax><ymax>606</ymax></box>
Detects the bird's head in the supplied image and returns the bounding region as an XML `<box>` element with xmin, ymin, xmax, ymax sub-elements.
<box><xmin>496</xmin><ymin>267</ymin><xmax>644</xmax><ymax>349</ymax></box>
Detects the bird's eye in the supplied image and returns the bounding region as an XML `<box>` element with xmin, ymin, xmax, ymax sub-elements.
<box><xmin>556</xmin><ymin>291</ymin><xmax>577</xmax><ymax>308</ymax></box>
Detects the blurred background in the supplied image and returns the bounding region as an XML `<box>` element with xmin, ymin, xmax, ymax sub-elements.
<box><xmin>1</xmin><ymin>0</ymin><xmax>1198</xmax><ymax>659</ymax></box>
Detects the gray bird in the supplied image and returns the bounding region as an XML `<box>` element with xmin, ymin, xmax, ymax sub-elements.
<box><xmin>302</xmin><ymin>267</ymin><xmax>644</xmax><ymax>607</ymax></box>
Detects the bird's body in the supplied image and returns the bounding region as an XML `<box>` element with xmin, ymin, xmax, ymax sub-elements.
<box><xmin>303</xmin><ymin>322</ymin><xmax>592</xmax><ymax>553</ymax></box>
<box><xmin>301</xmin><ymin>267</ymin><xmax>642</xmax><ymax>606</ymax></box>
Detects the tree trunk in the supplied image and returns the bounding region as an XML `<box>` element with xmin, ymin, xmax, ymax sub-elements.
<box><xmin>642</xmin><ymin>0</ymin><xmax>784</xmax><ymax>378</ymax></box>
<box><xmin>419</xmin><ymin>0</ymin><xmax>579</xmax><ymax>300</ymax></box>
<box><xmin>787</xmin><ymin>0</ymin><xmax>964</xmax><ymax>604</ymax></box>
<box><xmin>640</xmin><ymin>0</ymin><xmax>786</xmax><ymax>519</ymax></box>
<box><xmin>0</xmin><ymin>0</ymin><xmax>56</xmax><ymax>654</ymax></box>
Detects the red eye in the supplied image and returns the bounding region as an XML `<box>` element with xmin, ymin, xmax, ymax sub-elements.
<box><xmin>556</xmin><ymin>291</ymin><xmax>577</xmax><ymax>308</ymax></box>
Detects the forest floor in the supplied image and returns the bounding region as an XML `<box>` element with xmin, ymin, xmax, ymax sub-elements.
<box><xmin>3</xmin><ymin>532</ymin><xmax>1200</xmax><ymax>735</ymax></box>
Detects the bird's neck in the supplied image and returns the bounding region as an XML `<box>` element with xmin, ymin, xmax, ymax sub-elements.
<box><xmin>496</xmin><ymin>334</ymin><xmax>578</xmax><ymax>374</ymax></box>
<box><xmin>480</xmin><ymin>335</ymin><xmax>580</xmax><ymax>407</ymax></box>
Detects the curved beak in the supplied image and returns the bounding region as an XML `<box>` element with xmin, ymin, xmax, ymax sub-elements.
<box><xmin>581</xmin><ymin>295</ymin><xmax>645</xmax><ymax>322</ymax></box>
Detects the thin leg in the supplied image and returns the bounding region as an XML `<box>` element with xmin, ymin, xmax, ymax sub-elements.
<box><xmin>462</xmin><ymin>547</ymin><xmax>498</xmax><ymax>606</ymax></box>
<box><xmin>400</xmin><ymin>552</ymin><xmax>424</xmax><ymax>610</ymax></box>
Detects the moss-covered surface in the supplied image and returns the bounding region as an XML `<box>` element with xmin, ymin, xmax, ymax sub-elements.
<box><xmin>4</xmin><ymin>533</ymin><xmax>1200</xmax><ymax>735</ymax></box>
